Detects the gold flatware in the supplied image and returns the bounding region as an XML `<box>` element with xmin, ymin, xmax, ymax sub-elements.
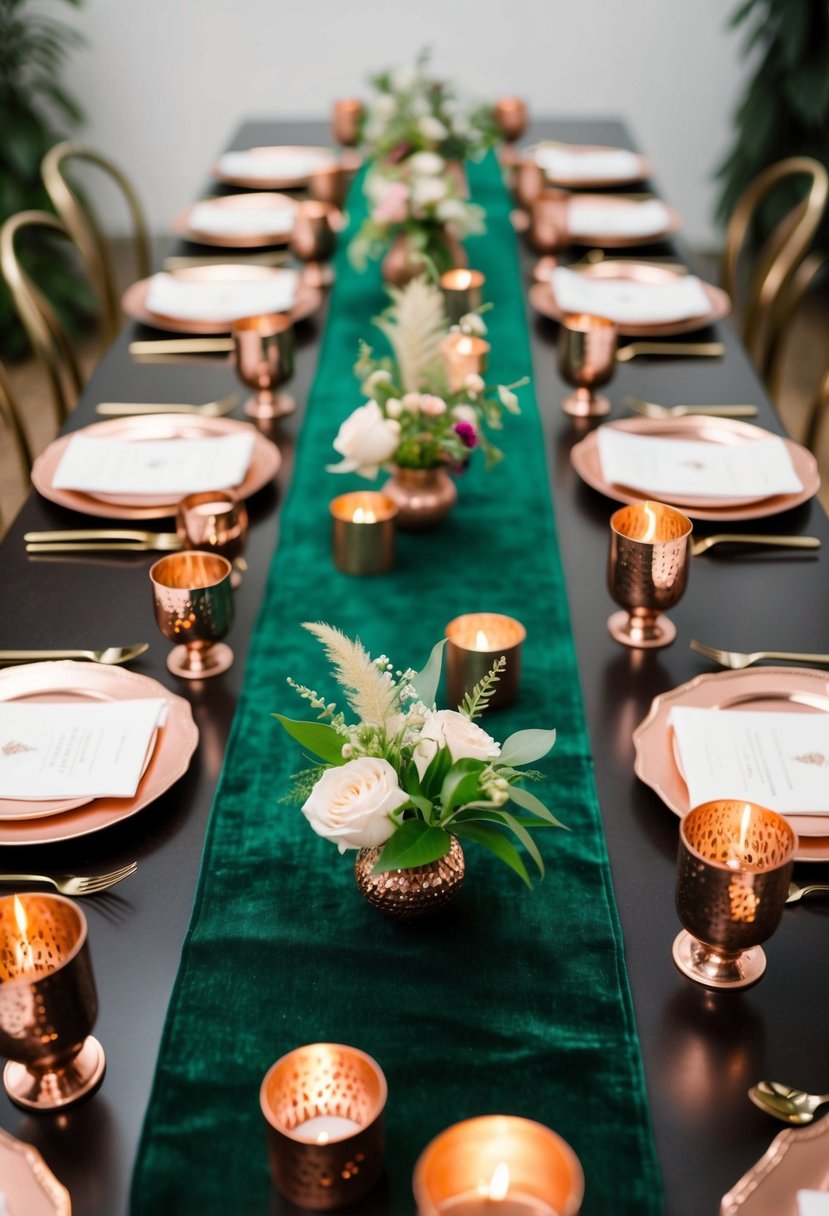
<box><xmin>690</xmin><ymin>639</ymin><xmax>829</xmax><ymax>669</ymax></box>
<box><xmin>624</xmin><ymin>395</ymin><xmax>758</xmax><ymax>419</ymax></box>
<box><xmin>691</xmin><ymin>534</ymin><xmax>820</xmax><ymax>557</ymax></box>
<box><xmin>96</xmin><ymin>393</ymin><xmax>239</xmax><ymax>418</ymax></box>
<box><xmin>616</xmin><ymin>341</ymin><xmax>725</xmax><ymax>362</ymax></box>
<box><xmin>27</xmin><ymin>542</ymin><xmax>179</xmax><ymax>554</ymax></box>
<box><xmin>787</xmin><ymin>880</ymin><xmax>829</xmax><ymax>904</ymax></box>
<box><xmin>748</xmin><ymin>1081</ymin><xmax>829</xmax><ymax>1125</ymax></box>
<box><xmin>0</xmin><ymin>862</ymin><xmax>138</xmax><ymax>897</ymax></box>
<box><xmin>162</xmin><ymin>252</ymin><xmax>288</xmax><ymax>271</ymax></box>
<box><xmin>581</xmin><ymin>249</ymin><xmax>688</xmax><ymax>273</ymax></box>
<box><xmin>129</xmin><ymin>338</ymin><xmax>234</xmax><ymax>356</ymax></box>
<box><xmin>26</xmin><ymin>529</ymin><xmax>182</xmax><ymax>550</ymax></box>
<box><xmin>0</xmin><ymin>645</ymin><xmax>149</xmax><ymax>666</ymax></box>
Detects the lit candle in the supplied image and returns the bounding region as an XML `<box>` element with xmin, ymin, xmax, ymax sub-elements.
<box><xmin>440</xmin><ymin>332</ymin><xmax>490</xmax><ymax>393</ymax></box>
<box><xmin>330</xmin><ymin>491</ymin><xmax>397</xmax><ymax>576</ymax></box>
<box><xmin>12</xmin><ymin>895</ymin><xmax>34</xmax><ymax>976</ymax></box>
<box><xmin>439</xmin><ymin>269</ymin><xmax>485</xmax><ymax>325</ymax></box>
<box><xmin>445</xmin><ymin>613</ymin><xmax>526</xmax><ymax>711</ymax></box>
<box><xmin>292</xmin><ymin>1114</ymin><xmax>362</xmax><ymax>1144</ymax></box>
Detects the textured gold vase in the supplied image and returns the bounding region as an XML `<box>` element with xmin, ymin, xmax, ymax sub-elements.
<box><xmin>354</xmin><ymin>837</ymin><xmax>465</xmax><ymax>921</ymax></box>
<box><xmin>382</xmin><ymin>465</ymin><xmax>458</xmax><ymax>531</ymax></box>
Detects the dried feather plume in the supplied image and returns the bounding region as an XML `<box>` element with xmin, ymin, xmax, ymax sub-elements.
<box><xmin>373</xmin><ymin>277</ymin><xmax>448</xmax><ymax>393</ymax></box>
<box><xmin>303</xmin><ymin>621</ymin><xmax>397</xmax><ymax>727</ymax></box>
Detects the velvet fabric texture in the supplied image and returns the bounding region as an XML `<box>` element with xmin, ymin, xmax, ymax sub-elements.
<box><xmin>130</xmin><ymin>156</ymin><xmax>665</xmax><ymax>1215</ymax></box>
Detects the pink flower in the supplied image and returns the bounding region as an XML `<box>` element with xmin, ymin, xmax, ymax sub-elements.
<box><xmin>373</xmin><ymin>181</ymin><xmax>410</xmax><ymax>224</ymax></box>
<box><xmin>454</xmin><ymin>421</ymin><xmax>477</xmax><ymax>448</ymax></box>
<box><xmin>419</xmin><ymin>394</ymin><xmax>447</xmax><ymax>417</ymax></box>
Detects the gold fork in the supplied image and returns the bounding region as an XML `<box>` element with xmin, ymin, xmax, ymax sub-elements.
<box><xmin>690</xmin><ymin>639</ymin><xmax>829</xmax><ymax>669</ymax></box>
<box><xmin>0</xmin><ymin>862</ymin><xmax>138</xmax><ymax>897</ymax></box>
<box><xmin>96</xmin><ymin>392</ymin><xmax>238</xmax><ymax>418</ymax></box>
<box><xmin>691</xmin><ymin>534</ymin><xmax>820</xmax><ymax>556</ymax></box>
<box><xmin>25</xmin><ymin>529</ymin><xmax>183</xmax><ymax>554</ymax></box>
<box><xmin>625</xmin><ymin>395</ymin><xmax>758</xmax><ymax>419</ymax></box>
<box><xmin>616</xmin><ymin>342</ymin><xmax>725</xmax><ymax>363</ymax></box>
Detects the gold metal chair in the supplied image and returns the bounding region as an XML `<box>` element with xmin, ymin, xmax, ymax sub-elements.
<box><xmin>722</xmin><ymin>156</ymin><xmax>828</xmax><ymax>381</ymax></box>
<box><xmin>804</xmin><ymin>361</ymin><xmax>829</xmax><ymax>455</ymax></box>
<box><xmin>0</xmin><ymin>210</ymin><xmax>85</xmax><ymax>424</ymax></box>
<box><xmin>0</xmin><ymin>360</ymin><xmax>32</xmax><ymax>477</ymax></box>
<box><xmin>42</xmin><ymin>142</ymin><xmax>151</xmax><ymax>343</ymax></box>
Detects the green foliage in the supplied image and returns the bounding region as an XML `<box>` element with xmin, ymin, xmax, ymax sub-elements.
<box><xmin>459</xmin><ymin>656</ymin><xmax>506</xmax><ymax>720</ymax></box>
<box><xmin>716</xmin><ymin>0</ymin><xmax>829</xmax><ymax>251</ymax></box>
<box><xmin>0</xmin><ymin>0</ymin><xmax>90</xmax><ymax>358</ymax></box>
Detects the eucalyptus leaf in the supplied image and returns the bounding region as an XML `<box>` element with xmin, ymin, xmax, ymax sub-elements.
<box><xmin>507</xmin><ymin>783</ymin><xmax>567</xmax><ymax>829</ymax></box>
<box><xmin>498</xmin><ymin>728</ymin><xmax>557</xmax><ymax>768</ymax></box>
<box><xmin>272</xmin><ymin>715</ymin><xmax>348</xmax><ymax>766</ymax></box>
<box><xmin>410</xmin><ymin>638</ymin><xmax>446</xmax><ymax>707</ymax></box>
<box><xmin>373</xmin><ymin>821</ymin><xmax>451</xmax><ymax>873</ymax></box>
<box><xmin>452</xmin><ymin>823</ymin><xmax>532</xmax><ymax>887</ymax></box>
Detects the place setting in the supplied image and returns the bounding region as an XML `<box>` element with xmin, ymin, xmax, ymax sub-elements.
<box><xmin>528</xmin><ymin>193</ymin><xmax>683</xmax><ymax>267</ymax></box>
<box><xmin>528</xmin><ymin>140</ymin><xmax>653</xmax><ymax>188</ymax></box>
<box><xmin>171</xmin><ymin>191</ymin><xmax>299</xmax><ymax>248</ymax></box>
<box><xmin>212</xmin><ymin>144</ymin><xmax>338</xmax><ymax>189</ymax></box>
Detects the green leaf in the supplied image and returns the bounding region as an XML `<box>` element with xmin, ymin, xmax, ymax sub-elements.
<box><xmin>410</xmin><ymin>638</ymin><xmax>446</xmax><ymax>707</ymax></box>
<box><xmin>440</xmin><ymin>757</ymin><xmax>486</xmax><ymax>816</ymax></box>
<box><xmin>494</xmin><ymin>810</ymin><xmax>545</xmax><ymax>877</ymax></box>
<box><xmin>373</xmin><ymin>820</ymin><xmax>451</xmax><ymax>872</ymax></box>
<box><xmin>507</xmin><ymin>783</ymin><xmax>568</xmax><ymax>828</ymax></box>
<box><xmin>498</xmin><ymin>728</ymin><xmax>557</xmax><ymax>768</ymax></box>
<box><xmin>271</xmin><ymin>715</ymin><xmax>347</xmax><ymax>766</ymax></box>
<box><xmin>452</xmin><ymin>822</ymin><xmax>532</xmax><ymax>887</ymax></box>
<box><xmin>420</xmin><ymin>744</ymin><xmax>452</xmax><ymax>798</ymax></box>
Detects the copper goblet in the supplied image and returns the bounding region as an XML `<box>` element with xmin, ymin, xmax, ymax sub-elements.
<box><xmin>290</xmin><ymin>200</ymin><xmax>337</xmax><ymax>288</ymax></box>
<box><xmin>558</xmin><ymin>312</ymin><xmax>617</xmax><ymax>417</ymax></box>
<box><xmin>511</xmin><ymin>157</ymin><xmax>545</xmax><ymax>232</ymax></box>
<box><xmin>607</xmin><ymin>500</ymin><xmax>692</xmax><ymax>648</ymax></box>
<box><xmin>0</xmin><ymin>893</ymin><xmax>106</xmax><ymax>1111</ymax></box>
<box><xmin>494</xmin><ymin>96</ymin><xmax>528</xmax><ymax>167</ymax></box>
<box><xmin>176</xmin><ymin>490</ymin><xmax>248</xmax><ymax>588</ymax></box>
<box><xmin>674</xmin><ymin>800</ymin><xmax>797</xmax><ymax>990</ymax></box>
<box><xmin>308</xmin><ymin>163</ymin><xmax>348</xmax><ymax>215</ymax></box>
<box><xmin>530</xmin><ymin>190</ymin><xmax>568</xmax><ymax>255</ymax></box>
<box><xmin>232</xmin><ymin>312</ymin><xmax>296</xmax><ymax>420</ymax></box>
<box><xmin>331</xmin><ymin>98</ymin><xmax>363</xmax><ymax>148</ymax></box>
<box><xmin>150</xmin><ymin>550</ymin><xmax>234</xmax><ymax>679</ymax></box>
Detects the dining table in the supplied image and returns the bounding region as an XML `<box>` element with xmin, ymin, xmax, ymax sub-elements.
<box><xmin>1</xmin><ymin>115</ymin><xmax>828</xmax><ymax>1216</ymax></box>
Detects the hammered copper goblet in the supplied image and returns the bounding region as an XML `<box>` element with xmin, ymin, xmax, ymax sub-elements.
<box><xmin>176</xmin><ymin>490</ymin><xmax>248</xmax><ymax>587</ymax></box>
<box><xmin>150</xmin><ymin>550</ymin><xmax>234</xmax><ymax>679</ymax></box>
<box><xmin>558</xmin><ymin>312</ymin><xmax>617</xmax><ymax>417</ymax></box>
<box><xmin>494</xmin><ymin>97</ymin><xmax>528</xmax><ymax>167</ymax></box>
<box><xmin>530</xmin><ymin>190</ymin><xmax>568</xmax><ymax>255</ymax></box>
<box><xmin>511</xmin><ymin>157</ymin><xmax>545</xmax><ymax>232</ymax></box>
<box><xmin>674</xmin><ymin>801</ymin><xmax>797</xmax><ymax>990</ymax></box>
<box><xmin>308</xmin><ymin>163</ymin><xmax>348</xmax><ymax>214</ymax></box>
<box><xmin>0</xmin><ymin>893</ymin><xmax>105</xmax><ymax>1111</ymax></box>
<box><xmin>607</xmin><ymin>500</ymin><xmax>692</xmax><ymax>648</ymax></box>
<box><xmin>232</xmin><ymin>312</ymin><xmax>296</xmax><ymax>420</ymax></box>
<box><xmin>331</xmin><ymin>98</ymin><xmax>363</xmax><ymax>149</ymax></box>
<box><xmin>290</xmin><ymin>200</ymin><xmax>337</xmax><ymax>288</ymax></box>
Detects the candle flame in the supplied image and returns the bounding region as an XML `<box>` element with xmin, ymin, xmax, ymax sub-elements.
<box><xmin>13</xmin><ymin>894</ymin><xmax>27</xmax><ymax>938</ymax></box>
<box><xmin>457</xmin><ymin>336</ymin><xmax>475</xmax><ymax>355</ymax></box>
<box><xmin>475</xmin><ymin>630</ymin><xmax>491</xmax><ymax>651</ymax></box>
<box><xmin>13</xmin><ymin>895</ymin><xmax>33</xmax><ymax>974</ymax></box>
<box><xmin>641</xmin><ymin>503</ymin><xmax>658</xmax><ymax>544</ymax></box>
<box><xmin>738</xmin><ymin>803</ymin><xmax>752</xmax><ymax>859</ymax></box>
<box><xmin>487</xmin><ymin>1162</ymin><xmax>510</xmax><ymax>1201</ymax></box>
<box><xmin>351</xmin><ymin>507</ymin><xmax>377</xmax><ymax>525</ymax></box>
<box><xmin>316</xmin><ymin>1131</ymin><xmax>330</xmax><ymax>1145</ymax></box>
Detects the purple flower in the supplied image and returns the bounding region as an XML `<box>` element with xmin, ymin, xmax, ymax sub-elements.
<box><xmin>454</xmin><ymin>421</ymin><xmax>478</xmax><ymax>449</ymax></box>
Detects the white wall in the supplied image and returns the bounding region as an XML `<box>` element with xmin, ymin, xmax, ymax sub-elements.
<box><xmin>58</xmin><ymin>0</ymin><xmax>748</xmax><ymax>248</ymax></box>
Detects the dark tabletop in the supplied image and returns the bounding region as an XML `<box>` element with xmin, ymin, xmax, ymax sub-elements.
<box><xmin>0</xmin><ymin>118</ymin><xmax>827</xmax><ymax>1216</ymax></box>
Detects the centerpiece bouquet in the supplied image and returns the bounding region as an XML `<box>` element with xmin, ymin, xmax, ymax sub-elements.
<box><xmin>275</xmin><ymin>623</ymin><xmax>563</xmax><ymax>919</ymax></box>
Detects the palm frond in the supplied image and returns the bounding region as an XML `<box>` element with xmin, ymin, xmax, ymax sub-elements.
<box><xmin>373</xmin><ymin>278</ymin><xmax>448</xmax><ymax>393</ymax></box>
<box><xmin>303</xmin><ymin>622</ymin><xmax>397</xmax><ymax>727</ymax></box>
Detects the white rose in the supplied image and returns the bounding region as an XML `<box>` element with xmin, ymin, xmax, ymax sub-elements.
<box><xmin>328</xmin><ymin>400</ymin><xmax>401</xmax><ymax>478</ymax></box>
<box><xmin>372</xmin><ymin>94</ymin><xmax>398</xmax><ymax>121</ymax></box>
<box><xmin>409</xmin><ymin>151</ymin><xmax>445</xmax><ymax>176</ymax></box>
<box><xmin>435</xmin><ymin>197</ymin><xmax>469</xmax><ymax>225</ymax></box>
<box><xmin>413</xmin><ymin>710</ymin><xmax>501</xmax><ymax>779</ymax></box>
<box><xmin>385</xmin><ymin>397</ymin><xmax>403</xmax><ymax>418</ymax></box>
<box><xmin>452</xmin><ymin>403</ymin><xmax>478</xmax><ymax>424</ymax></box>
<box><xmin>411</xmin><ymin>175</ymin><xmax>448</xmax><ymax>209</ymax></box>
<box><xmin>303</xmin><ymin>758</ymin><xmax>408</xmax><ymax>853</ymax></box>
<box><xmin>419</xmin><ymin>115</ymin><xmax>448</xmax><ymax>142</ymax></box>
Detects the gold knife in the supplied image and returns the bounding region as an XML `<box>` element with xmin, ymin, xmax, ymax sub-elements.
<box><xmin>617</xmin><ymin>342</ymin><xmax>725</xmax><ymax>362</ymax></box>
<box><xmin>129</xmin><ymin>338</ymin><xmax>234</xmax><ymax>356</ymax></box>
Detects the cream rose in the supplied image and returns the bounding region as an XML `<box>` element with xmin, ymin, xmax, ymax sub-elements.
<box><xmin>409</xmin><ymin>151</ymin><xmax>445</xmax><ymax>176</ymax></box>
<box><xmin>413</xmin><ymin>710</ymin><xmax>501</xmax><ymax>779</ymax></box>
<box><xmin>411</xmin><ymin>175</ymin><xmax>448</xmax><ymax>210</ymax></box>
<box><xmin>302</xmin><ymin>757</ymin><xmax>408</xmax><ymax>853</ymax></box>
<box><xmin>328</xmin><ymin>400</ymin><xmax>401</xmax><ymax>478</ymax></box>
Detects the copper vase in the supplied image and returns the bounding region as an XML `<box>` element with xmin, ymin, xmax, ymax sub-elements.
<box><xmin>381</xmin><ymin>230</ymin><xmax>467</xmax><ymax>287</ymax></box>
<box><xmin>382</xmin><ymin>465</ymin><xmax>457</xmax><ymax>530</ymax></box>
<box><xmin>354</xmin><ymin>837</ymin><xmax>465</xmax><ymax>921</ymax></box>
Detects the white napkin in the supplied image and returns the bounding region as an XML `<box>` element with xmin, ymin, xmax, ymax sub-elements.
<box><xmin>597</xmin><ymin>427</ymin><xmax>803</xmax><ymax>499</ymax></box>
<box><xmin>145</xmin><ymin>270</ymin><xmax>298</xmax><ymax>323</ymax></box>
<box><xmin>551</xmin><ymin>266</ymin><xmax>710</xmax><ymax>325</ymax></box>
<box><xmin>0</xmin><ymin>699</ymin><xmax>167</xmax><ymax>799</ymax></box>
<box><xmin>798</xmin><ymin>1192</ymin><xmax>829</xmax><ymax>1216</ymax></box>
<box><xmin>568</xmin><ymin>199</ymin><xmax>671</xmax><ymax>238</ymax></box>
<box><xmin>188</xmin><ymin>202</ymin><xmax>294</xmax><ymax>238</ymax></box>
<box><xmin>534</xmin><ymin>144</ymin><xmax>642</xmax><ymax>182</ymax></box>
<box><xmin>217</xmin><ymin>148</ymin><xmax>331</xmax><ymax>181</ymax></box>
<box><xmin>53</xmin><ymin>432</ymin><xmax>255</xmax><ymax>495</ymax></box>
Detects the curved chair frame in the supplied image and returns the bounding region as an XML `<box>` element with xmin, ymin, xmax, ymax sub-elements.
<box><xmin>722</xmin><ymin>156</ymin><xmax>829</xmax><ymax>379</ymax></box>
<box><xmin>42</xmin><ymin>141</ymin><xmax>151</xmax><ymax>342</ymax></box>
<box><xmin>0</xmin><ymin>360</ymin><xmax>33</xmax><ymax>477</ymax></box>
<box><xmin>0</xmin><ymin>210</ymin><xmax>85</xmax><ymax>423</ymax></box>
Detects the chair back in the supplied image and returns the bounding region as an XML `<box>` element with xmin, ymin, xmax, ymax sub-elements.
<box><xmin>722</xmin><ymin>156</ymin><xmax>828</xmax><ymax>378</ymax></box>
<box><xmin>0</xmin><ymin>359</ymin><xmax>32</xmax><ymax>478</ymax></box>
<box><xmin>42</xmin><ymin>141</ymin><xmax>151</xmax><ymax>342</ymax></box>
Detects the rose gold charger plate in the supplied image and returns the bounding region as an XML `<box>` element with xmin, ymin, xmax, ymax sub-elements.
<box><xmin>720</xmin><ymin>1115</ymin><xmax>829</xmax><ymax>1214</ymax></box>
<box><xmin>529</xmin><ymin>261</ymin><xmax>730</xmax><ymax>337</ymax></box>
<box><xmin>570</xmin><ymin>417</ymin><xmax>819</xmax><ymax>522</ymax></box>
<box><xmin>31</xmin><ymin>414</ymin><xmax>281</xmax><ymax>520</ymax></box>
<box><xmin>633</xmin><ymin>666</ymin><xmax>829</xmax><ymax>860</ymax></box>
<box><xmin>533</xmin><ymin>142</ymin><xmax>653</xmax><ymax>188</ymax></box>
<box><xmin>0</xmin><ymin>1127</ymin><xmax>71</xmax><ymax>1215</ymax></box>
<box><xmin>171</xmin><ymin>192</ymin><xmax>298</xmax><ymax>247</ymax></box>
<box><xmin>212</xmin><ymin>144</ymin><xmax>336</xmax><ymax>189</ymax></box>
<box><xmin>122</xmin><ymin>264</ymin><xmax>322</xmax><ymax>334</ymax></box>
<box><xmin>561</xmin><ymin>194</ymin><xmax>682</xmax><ymax>247</ymax></box>
<box><xmin>0</xmin><ymin>662</ymin><xmax>198</xmax><ymax>846</ymax></box>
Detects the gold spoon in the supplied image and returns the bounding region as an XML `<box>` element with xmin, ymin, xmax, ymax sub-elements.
<box><xmin>786</xmin><ymin>880</ymin><xmax>829</xmax><ymax>903</ymax></box>
<box><xmin>96</xmin><ymin>393</ymin><xmax>239</xmax><ymax>418</ymax></box>
<box><xmin>0</xmin><ymin>645</ymin><xmax>148</xmax><ymax>666</ymax></box>
<box><xmin>691</xmin><ymin>534</ymin><xmax>821</xmax><ymax>557</ymax></box>
<box><xmin>616</xmin><ymin>342</ymin><xmax>725</xmax><ymax>362</ymax></box>
<box><xmin>748</xmin><ymin>1081</ymin><xmax>829</xmax><ymax>1125</ymax></box>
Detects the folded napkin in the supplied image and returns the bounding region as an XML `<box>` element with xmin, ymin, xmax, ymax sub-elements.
<box><xmin>799</xmin><ymin>1192</ymin><xmax>829</xmax><ymax>1216</ymax></box>
<box><xmin>145</xmin><ymin>270</ymin><xmax>298</xmax><ymax>323</ymax></box>
<box><xmin>217</xmin><ymin>148</ymin><xmax>332</xmax><ymax>181</ymax></box>
<box><xmin>0</xmin><ymin>699</ymin><xmax>167</xmax><ymax>800</ymax></box>
<box><xmin>568</xmin><ymin>199</ymin><xmax>671</xmax><ymax>239</ymax></box>
<box><xmin>534</xmin><ymin>144</ymin><xmax>642</xmax><ymax>182</ymax></box>
<box><xmin>53</xmin><ymin>431</ymin><xmax>255</xmax><ymax>495</ymax></box>
<box><xmin>551</xmin><ymin>266</ymin><xmax>710</xmax><ymax>325</ymax></box>
<box><xmin>188</xmin><ymin>202</ymin><xmax>295</xmax><ymax>238</ymax></box>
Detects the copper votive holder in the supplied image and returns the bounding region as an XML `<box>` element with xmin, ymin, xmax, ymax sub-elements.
<box><xmin>674</xmin><ymin>801</ymin><xmax>797</xmax><ymax>990</ymax></box>
<box><xmin>232</xmin><ymin>312</ymin><xmax>296</xmax><ymax>420</ymax></box>
<box><xmin>512</xmin><ymin>158</ymin><xmax>545</xmax><ymax>232</ymax></box>
<box><xmin>557</xmin><ymin>312</ymin><xmax>617</xmax><ymax>417</ymax></box>
<box><xmin>445</xmin><ymin>613</ymin><xmax>526</xmax><ymax>711</ymax></box>
<box><xmin>607</xmin><ymin>501</ymin><xmax>692</xmax><ymax>649</ymax></box>
<box><xmin>439</xmin><ymin>269</ymin><xmax>485</xmax><ymax>326</ymax></box>
<box><xmin>530</xmin><ymin>191</ymin><xmax>568</xmax><ymax>254</ymax></box>
<box><xmin>413</xmin><ymin>1115</ymin><xmax>584</xmax><ymax>1216</ymax></box>
<box><xmin>494</xmin><ymin>96</ymin><xmax>528</xmax><ymax>150</ymax></box>
<box><xmin>440</xmin><ymin>333</ymin><xmax>490</xmax><ymax>394</ymax></box>
<box><xmin>0</xmin><ymin>893</ymin><xmax>105</xmax><ymax>1111</ymax></box>
<box><xmin>150</xmin><ymin>550</ymin><xmax>235</xmax><ymax>679</ymax></box>
<box><xmin>290</xmin><ymin>200</ymin><xmax>337</xmax><ymax>288</ymax></box>
<box><xmin>330</xmin><ymin>491</ymin><xmax>397</xmax><ymax>576</ymax></box>
<box><xmin>308</xmin><ymin>163</ymin><xmax>349</xmax><ymax>212</ymax></box>
<box><xmin>260</xmin><ymin>1042</ymin><xmax>387</xmax><ymax>1211</ymax></box>
<box><xmin>331</xmin><ymin>98</ymin><xmax>363</xmax><ymax>147</ymax></box>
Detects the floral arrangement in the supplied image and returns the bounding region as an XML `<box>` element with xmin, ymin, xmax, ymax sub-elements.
<box><xmin>274</xmin><ymin>623</ymin><xmax>563</xmax><ymax>886</ymax></box>
<box><xmin>327</xmin><ymin>278</ymin><xmax>525</xmax><ymax>477</ymax></box>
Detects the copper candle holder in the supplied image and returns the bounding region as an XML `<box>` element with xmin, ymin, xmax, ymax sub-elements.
<box><xmin>445</xmin><ymin>613</ymin><xmax>526</xmax><ymax>711</ymax></box>
<box><xmin>290</xmin><ymin>200</ymin><xmax>337</xmax><ymax>288</ymax></box>
<box><xmin>150</xmin><ymin>550</ymin><xmax>235</xmax><ymax>679</ymax></box>
<box><xmin>674</xmin><ymin>800</ymin><xmax>797</xmax><ymax>990</ymax></box>
<box><xmin>607</xmin><ymin>501</ymin><xmax>692</xmax><ymax>649</ymax></box>
<box><xmin>440</xmin><ymin>333</ymin><xmax>490</xmax><ymax>394</ymax></box>
<box><xmin>260</xmin><ymin>1042</ymin><xmax>387</xmax><ymax>1211</ymax></box>
<box><xmin>413</xmin><ymin>1115</ymin><xmax>584</xmax><ymax>1216</ymax></box>
<box><xmin>0</xmin><ymin>893</ymin><xmax>105</xmax><ymax>1111</ymax></box>
<box><xmin>530</xmin><ymin>191</ymin><xmax>568</xmax><ymax>255</ymax></box>
<box><xmin>439</xmin><ymin>269</ymin><xmax>485</xmax><ymax>326</ymax></box>
<box><xmin>330</xmin><ymin>491</ymin><xmax>397</xmax><ymax>576</ymax></box>
<box><xmin>557</xmin><ymin>312</ymin><xmax>617</xmax><ymax>417</ymax></box>
<box><xmin>232</xmin><ymin>312</ymin><xmax>296</xmax><ymax>420</ymax></box>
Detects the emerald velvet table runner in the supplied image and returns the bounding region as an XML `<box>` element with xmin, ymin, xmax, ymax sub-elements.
<box><xmin>131</xmin><ymin>155</ymin><xmax>665</xmax><ymax>1216</ymax></box>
